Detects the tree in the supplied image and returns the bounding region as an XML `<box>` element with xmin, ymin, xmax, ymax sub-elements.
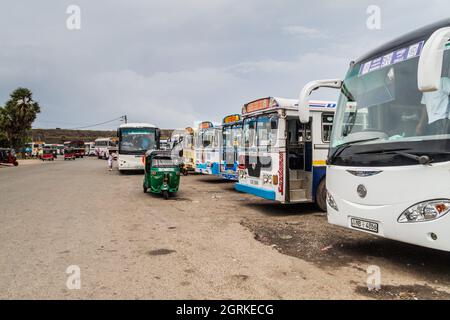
<box><xmin>0</xmin><ymin>88</ymin><xmax>40</xmax><ymax>149</ymax></box>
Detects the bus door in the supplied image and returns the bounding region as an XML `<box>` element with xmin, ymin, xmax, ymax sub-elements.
<box><xmin>223</xmin><ymin>125</ymin><xmax>238</xmax><ymax>170</ymax></box>
<box><xmin>286</xmin><ymin>117</ymin><xmax>313</xmax><ymax>202</ymax></box>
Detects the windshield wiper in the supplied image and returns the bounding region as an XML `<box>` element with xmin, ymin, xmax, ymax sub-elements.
<box><xmin>355</xmin><ymin>148</ymin><xmax>445</xmax><ymax>165</ymax></box>
<box><xmin>329</xmin><ymin>137</ymin><xmax>382</xmax><ymax>163</ymax></box>
<box><xmin>390</xmin><ymin>151</ymin><xmax>433</xmax><ymax>165</ymax></box>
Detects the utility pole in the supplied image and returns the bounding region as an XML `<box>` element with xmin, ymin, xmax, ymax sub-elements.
<box><xmin>122</xmin><ymin>115</ymin><xmax>128</xmax><ymax>124</ymax></box>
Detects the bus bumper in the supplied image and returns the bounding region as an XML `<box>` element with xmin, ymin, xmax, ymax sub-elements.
<box><xmin>327</xmin><ymin>199</ymin><xmax>450</xmax><ymax>252</ymax></box>
<box><xmin>235</xmin><ymin>183</ymin><xmax>276</xmax><ymax>201</ymax></box>
<box><xmin>220</xmin><ymin>171</ymin><xmax>239</xmax><ymax>181</ymax></box>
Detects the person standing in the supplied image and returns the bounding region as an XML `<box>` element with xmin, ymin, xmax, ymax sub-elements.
<box><xmin>108</xmin><ymin>152</ymin><xmax>114</xmax><ymax>171</ymax></box>
<box><xmin>417</xmin><ymin>77</ymin><xmax>450</xmax><ymax>136</ymax></box>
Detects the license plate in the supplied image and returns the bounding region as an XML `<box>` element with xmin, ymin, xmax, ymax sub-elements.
<box><xmin>249</xmin><ymin>179</ymin><xmax>259</xmax><ymax>186</ymax></box>
<box><xmin>350</xmin><ymin>218</ymin><xmax>379</xmax><ymax>233</ymax></box>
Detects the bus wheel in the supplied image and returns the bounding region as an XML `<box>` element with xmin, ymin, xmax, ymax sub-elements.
<box><xmin>163</xmin><ymin>190</ymin><xmax>169</xmax><ymax>200</ymax></box>
<box><xmin>316</xmin><ymin>178</ymin><xmax>327</xmax><ymax>212</ymax></box>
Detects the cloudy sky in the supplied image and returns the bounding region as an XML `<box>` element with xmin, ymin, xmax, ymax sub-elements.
<box><xmin>0</xmin><ymin>0</ymin><xmax>448</xmax><ymax>129</ymax></box>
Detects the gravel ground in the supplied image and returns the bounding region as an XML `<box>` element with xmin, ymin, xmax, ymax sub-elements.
<box><xmin>1</xmin><ymin>157</ymin><xmax>450</xmax><ymax>300</ymax></box>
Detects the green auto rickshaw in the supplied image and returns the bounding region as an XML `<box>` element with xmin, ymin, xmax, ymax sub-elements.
<box><xmin>143</xmin><ymin>150</ymin><xmax>180</xmax><ymax>199</ymax></box>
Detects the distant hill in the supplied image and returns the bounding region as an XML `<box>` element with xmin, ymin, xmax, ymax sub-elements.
<box><xmin>31</xmin><ymin>128</ymin><xmax>173</xmax><ymax>144</ymax></box>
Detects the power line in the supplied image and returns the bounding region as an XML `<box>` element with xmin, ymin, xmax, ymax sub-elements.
<box><xmin>67</xmin><ymin>115</ymin><xmax>127</xmax><ymax>130</ymax></box>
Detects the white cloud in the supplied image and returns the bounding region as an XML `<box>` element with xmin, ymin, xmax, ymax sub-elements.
<box><xmin>282</xmin><ymin>25</ymin><xmax>325</xmax><ymax>38</ymax></box>
<box><xmin>0</xmin><ymin>0</ymin><xmax>448</xmax><ymax>129</ymax></box>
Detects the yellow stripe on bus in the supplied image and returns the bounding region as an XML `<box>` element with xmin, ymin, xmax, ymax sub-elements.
<box><xmin>312</xmin><ymin>160</ymin><xmax>327</xmax><ymax>166</ymax></box>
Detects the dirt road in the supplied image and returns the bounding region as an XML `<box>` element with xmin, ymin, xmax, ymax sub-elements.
<box><xmin>1</xmin><ymin>158</ymin><xmax>450</xmax><ymax>299</ymax></box>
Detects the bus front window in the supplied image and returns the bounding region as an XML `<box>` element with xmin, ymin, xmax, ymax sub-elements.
<box><xmin>330</xmin><ymin>44</ymin><xmax>450</xmax><ymax>166</ymax></box>
<box><xmin>120</xmin><ymin>128</ymin><xmax>156</xmax><ymax>154</ymax></box>
<box><xmin>243</xmin><ymin>118</ymin><xmax>256</xmax><ymax>148</ymax></box>
<box><xmin>257</xmin><ymin>115</ymin><xmax>278</xmax><ymax>147</ymax></box>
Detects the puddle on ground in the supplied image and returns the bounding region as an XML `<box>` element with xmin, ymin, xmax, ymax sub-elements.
<box><xmin>147</xmin><ymin>249</ymin><xmax>176</xmax><ymax>256</ymax></box>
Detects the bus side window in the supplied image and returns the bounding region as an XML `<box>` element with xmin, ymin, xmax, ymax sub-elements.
<box><xmin>305</xmin><ymin>119</ymin><xmax>312</xmax><ymax>142</ymax></box>
<box><xmin>322</xmin><ymin>114</ymin><xmax>334</xmax><ymax>143</ymax></box>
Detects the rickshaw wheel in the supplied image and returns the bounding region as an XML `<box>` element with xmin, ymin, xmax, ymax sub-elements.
<box><xmin>143</xmin><ymin>183</ymin><xmax>147</xmax><ymax>193</ymax></box>
<box><xmin>182</xmin><ymin>169</ymin><xmax>188</xmax><ymax>176</ymax></box>
<box><xmin>13</xmin><ymin>161</ymin><xmax>19</xmax><ymax>166</ymax></box>
<box><xmin>163</xmin><ymin>190</ymin><xmax>169</xmax><ymax>200</ymax></box>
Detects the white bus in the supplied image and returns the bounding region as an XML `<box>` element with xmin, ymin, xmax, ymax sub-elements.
<box><xmin>117</xmin><ymin>123</ymin><xmax>160</xmax><ymax>171</ymax></box>
<box><xmin>298</xmin><ymin>19</ymin><xmax>450</xmax><ymax>251</ymax></box>
<box><xmin>94</xmin><ymin>138</ymin><xmax>116</xmax><ymax>159</ymax></box>
<box><xmin>84</xmin><ymin>142</ymin><xmax>96</xmax><ymax>156</ymax></box>
<box><xmin>235</xmin><ymin>97</ymin><xmax>336</xmax><ymax>211</ymax></box>
<box><xmin>195</xmin><ymin>121</ymin><xmax>222</xmax><ymax>175</ymax></box>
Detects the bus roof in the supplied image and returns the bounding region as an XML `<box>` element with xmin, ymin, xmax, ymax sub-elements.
<box><xmin>242</xmin><ymin>97</ymin><xmax>336</xmax><ymax>115</ymax></box>
<box><xmin>356</xmin><ymin>18</ymin><xmax>450</xmax><ymax>64</ymax></box>
<box><xmin>198</xmin><ymin>121</ymin><xmax>220</xmax><ymax>129</ymax></box>
<box><xmin>94</xmin><ymin>137</ymin><xmax>114</xmax><ymax>141</ymax></box>
<box><xmin>119</xmin><ymin>123</ymin><xmax>157</xmax><ymax>129</ymax></box>
<box><xmin>222</xmin><ymin>114</ymin><xmax>241</xmax><ymax>125</ymax></box>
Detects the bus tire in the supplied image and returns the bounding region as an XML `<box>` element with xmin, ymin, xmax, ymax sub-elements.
<box><xmin>316</xmin><ymin>178</ymin><xmax>327</xmax><ymax>212</ymax></box>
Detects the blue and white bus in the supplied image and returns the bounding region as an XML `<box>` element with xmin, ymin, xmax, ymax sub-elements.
<box><xmin>220</xmin><ymin>114</ymin><xmax>243</xmax><ymax>181</ymax></box>
<box><xmin>235</xmin><ymin>97</ymin><xmax>336</xmax><ymax>211</ymax></box>
<box><xmin>195</xmin><ymin>121</ymin><xmax>222</xmax><ymax>175</ymax></box>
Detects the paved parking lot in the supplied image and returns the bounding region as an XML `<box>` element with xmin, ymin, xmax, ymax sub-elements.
<box><xmin>1</xmin><ymin>158</ymin><xmax>450</xmax><ymax>299</ymax></box>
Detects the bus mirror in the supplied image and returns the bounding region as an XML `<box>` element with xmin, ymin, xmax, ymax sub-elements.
<box><xmin>418</xmin><ymin>27</ymin><xmax>450</xmax><ymax>92</ymax></box>
<box><xmin>270</xmin><ymin>118</ymin><xmax>278</xmax><ymax>130</ymax></box>
<box><xmin>298</xmin><ymin>79</ymin><xmax>342</xmax><ymax>123</ymax></box>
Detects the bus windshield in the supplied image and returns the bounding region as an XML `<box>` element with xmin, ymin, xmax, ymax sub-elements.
<box><xmin>223</xmin><ymin>124</ymin><xmax>242</xmax><ymax>149</ymax></box>
<box><xmin>200</xmin><ymin>128</ymin><xmax>218</xmax><ymax>148</ymax></box>
<box><xmin>119</xmin><ymin>128</ymin><xmax>157</xmax><ymax>154</ymax></box>
<box><xmin>330</xmin><ymin>41</ymin><xmax>450</xmax><ymax>165</ymax></box>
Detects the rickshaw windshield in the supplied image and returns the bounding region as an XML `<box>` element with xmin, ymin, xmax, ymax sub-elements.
<box><xmin>152</xmin><ymin>157</ymin><xmax>176</xmax><ymax>167</ymax></box>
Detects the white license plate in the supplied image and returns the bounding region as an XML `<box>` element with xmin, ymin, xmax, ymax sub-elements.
<box><xmin>350</xmin><ymin>218</ymin><xmax>379</xmax><ymax>233</ymax></box>
<box><xmin>249</xmin><ymin>179</ymin><xmax>259</xmax><ymax>186</ymax></box>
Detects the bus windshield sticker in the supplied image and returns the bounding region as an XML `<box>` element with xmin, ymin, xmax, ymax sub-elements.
<box><xmin>359</xmin><ymin>40</ymin><xmax>425</xmax><ymax>77</ymax></box>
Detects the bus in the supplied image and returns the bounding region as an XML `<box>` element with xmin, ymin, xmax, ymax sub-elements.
<box><xmin>44</xmin><ymin>144</ymin><xmax>64</xmax><ymax>156</ymax></box>
<box><xmin>27</xmin><ymin>141</ymin><xmax>44</xmax><ymax>157</ymax></box>
<box><xmin>235</xmin><ymin>97</ymin><xmax>336</xmax><ymax>211</ymax></box>
<box><xmin>297</xmin><ymin>19</ymin><xmax>450</xmax><ymax>251</ymax></box>
<box><xmin>94</xmin><ymin>138</ymin><xmax>116</xmax><ymax>159</ymax></box>
<box><xmin>195</xmin><ymin>121</ymin><xmax>222</xmax><ymax>175</ymax></box>
<box><xmin>117</xmin><ymin>123</ymin><xmax>160</xmax><ymax>171</ymax></box>
<box><xmin>220</xmin><ymin>114</ymin><xmax>242</xmax><ymax>181</ymax></box>
<box><xmin>170</xmin><ymin>127</ymin><xmax>197</xmax><ymax>175</ymax></box>
<box><xmin>64</xmin><ymin>141</ymin><xmax>85</xmax><ymax>158</ymax></box>
<box><xmin>84</xmin><ymin>142</ymin><xmax>96</xmax><ymax>156</ymax></box>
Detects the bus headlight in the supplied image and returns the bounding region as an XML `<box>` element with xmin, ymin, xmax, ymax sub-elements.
<box><xmin>327</xmin><ymin>191</ymin><xmax>338</xmax><ymax>212</ymax></box>
<box><xmin>263</xmin><ymin>174</ymin><xmax>272</xmax><ymax>184</ymax></box>
<box><xmin>398</xmin><ymin>200</ymin><xmax>450</xmax><ymax>223</ymax></box>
